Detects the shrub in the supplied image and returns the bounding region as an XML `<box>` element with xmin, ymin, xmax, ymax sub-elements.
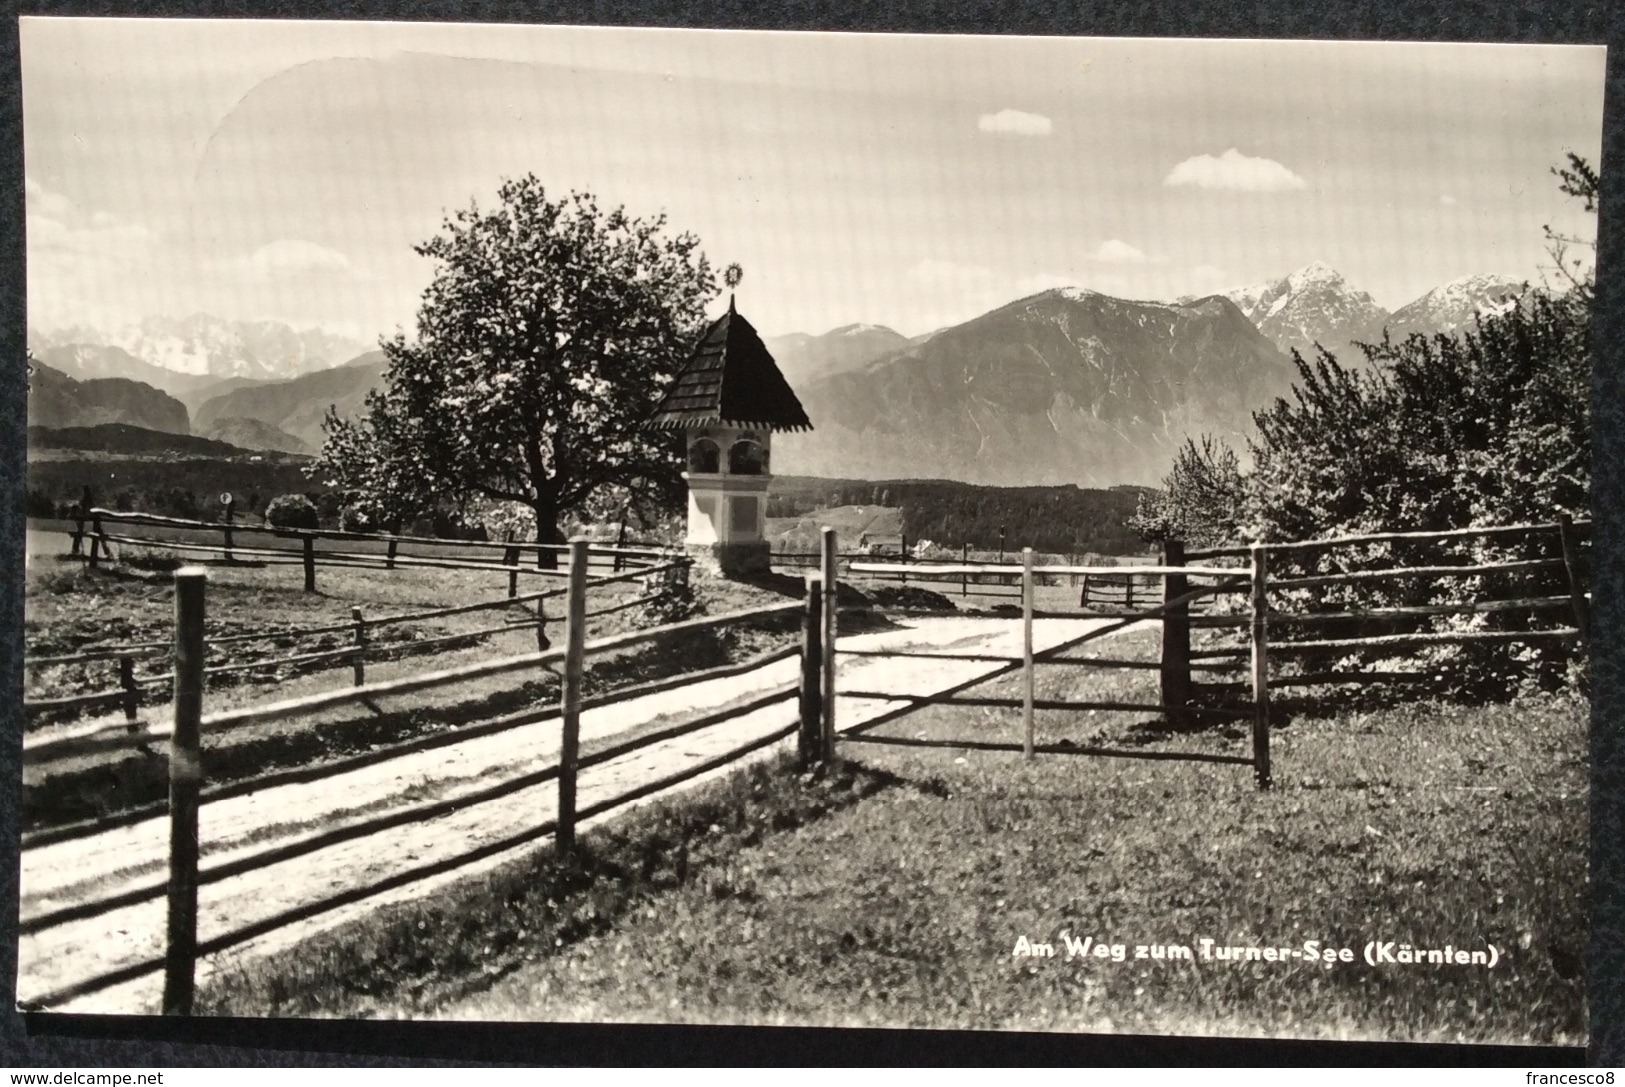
<box><xmin>265</xmin><ymin>493</ymin><xmax>321</xmax><ymax>530</ymax></box>
<box><xmin>339</xmin><ymin>504</ymin><xmax>378</xmax><ymax>534</ymax></box>
<box><xmin>25</xmin><ymin>488</ymin><xmax>56</xmax><ymax>519</ymax></box>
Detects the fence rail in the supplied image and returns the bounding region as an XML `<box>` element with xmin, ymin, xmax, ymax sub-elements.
<box><xmin>20</xmin><ymin>513</ymin><xmax>1591</xmax><ymax>1014</ymax></box>
<box><xmin>19</xmin><ymin>538</ymin><xmax>831</xmax><ymax>1015</ymax></box>
<box><xmin>24</xmin><ymin>556</ymin><xmax>690</xmax><ymax>726</ymax></box>
<box><xmin>822</xmin><ymin>514</ymin><xmax>1589</xmax><ymax>793</ymax></box>
<box><xmin>44</xmin><ymin>506</ymin><xmax>675</xmax><ymax>595</ymax></box>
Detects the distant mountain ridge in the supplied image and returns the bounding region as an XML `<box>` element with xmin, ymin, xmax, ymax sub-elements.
<box><xmin>1221</xmin><ymin>264</ymin><xmax>1534</xmax><ymax>363</ymax></box>
<box><xmin>774</xmin><ymin>287</ymin><xmax>1299</xmax><ymax>487</ymax></box>
<box><xmin>192</xmin><ymin>350</ymin><xmax>387</xmax><ymax>452</ymax></box>
<box><xmin>28</xmin><ymin>362</ymin><xmax>191</xmax><ymax>436</ymax></box>
<box><xmin>202</xmin><ymin>417</ymin><xmax>312</xmax><ymax>455</ymax></box>
<box><xmin>1384</xmin><ymin>273</ymin><xmax>1529</xmax><ymax>341</ymax></box>
<box><xmin>27</xmin><ymin>422</ymin><xmax>290</xmax><ymax>459</ymax></box>
<box><xmin>29</xmin><ymin>315</ymin><xmax>371</xmax><ymax>383</ymax></box>
<box><xmin>1223</xmin><ymin>261</ymin><xmax>1389</xmax><ymax>363</ymax></box>
<box><xmin>764</xmin><ymin>323</ymin><xmax>910</xmax><ymax>387</ymax></box>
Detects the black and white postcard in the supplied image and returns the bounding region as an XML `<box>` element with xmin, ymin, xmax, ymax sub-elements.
<box><xmin>14</xmin><ymin>21</ymin><xmax>1605</xmax><ymax>1050</ymax></box>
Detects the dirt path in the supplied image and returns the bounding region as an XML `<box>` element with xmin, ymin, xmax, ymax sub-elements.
<box><xmin>17</xmin><ymin>614</ymin><xmax>1143</xmax><ymax>1013</ymax></box>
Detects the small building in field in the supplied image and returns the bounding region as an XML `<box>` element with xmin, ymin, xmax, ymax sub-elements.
<box><xmin>647</xmin><ymin>294</ymin><xmax>813</xmax><ymax>576</ymax></box>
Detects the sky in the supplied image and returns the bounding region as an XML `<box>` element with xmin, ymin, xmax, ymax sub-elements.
<box><xmin>20</xmin><ymin>20</ymin><xmax>1607</xmax><ymax>342</ymax></box>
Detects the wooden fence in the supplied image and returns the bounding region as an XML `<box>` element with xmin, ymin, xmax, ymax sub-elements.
<box><xmin>19</xmin><ymin>515</ymin><xmax>1587</xmax><ymax>1011</ymax></box>
<box><xmin>1179</xmin><ymin>515</ymin><xmax>1590</xmax><ymax>703</ymax></box>
<box><xmin>23</xmin><ymin>557</ymin><xmax>691</xmax><ymax>730</ymax></box>
<box><xmin>840</xmin><ymin>539</ymin><xmax>1263</xmax><ymax>782</ymax></box>
<box><xmin>18</xmin><ymin>538</ymin><xmax>833</xmax><ymax>1014</ymax></box>
<box><xmin>51</xmin><ymin>507</ymin><xmax>672</xmax><ymax>593</ymax></box>
<box><xmin>772</xmin><ymin>542</ymin><xmax>1157</xmax><ymax>603</ymax></box>
<box><xmin>827</xmin><ymin>514</ymin><xmax>1591</xmax><ymax>790</ymax></box>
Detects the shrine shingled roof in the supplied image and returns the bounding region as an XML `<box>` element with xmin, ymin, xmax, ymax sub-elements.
<box><xmin>647</xmin><ymin>302</ymin><xmax>813</xmax><ymax>432</ymax></box>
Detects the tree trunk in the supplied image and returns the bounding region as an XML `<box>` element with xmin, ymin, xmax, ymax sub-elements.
<box><xmin>532</xmin><ymin>497</ymin><xmax>564</xmax><ymax>570</ymax></box>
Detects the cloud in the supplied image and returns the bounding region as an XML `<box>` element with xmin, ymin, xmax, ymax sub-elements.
<box><xmin>25</xmin><ymin>178</ymin><xmax>75</xmax><ymax>223</ymax></box>
<box><xmin>1163</xmin><ymin>148</ymin><xmax>1307</xmax><ymax>192</ymax></box>
<box><xmin>1092</xmin><ymin>239</ymin><xmax>1148</xmax><ymax>264</ymax></box>
<box><xmin>977</xmin><ymin>109</ymin><xmax>1053</xmax><ymax>136</ymax></box>
<box><xmin>26</xmin><ymin>178</ymin><xmax>163</xmax><ymax>329</ymax></box>
<box><xmin>219</xmin><ymin>239</ymin><xmax>356</xmax><ymax>281</ymax></box>
<box><xmin>26</xmin><ymin>178</ymin><xmax>154</xmax><ymax>257</ymax></box>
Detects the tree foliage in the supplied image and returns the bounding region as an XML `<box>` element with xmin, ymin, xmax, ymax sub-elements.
<box><xmin>1140</xmin><ymin>155</ymin><xmax>1594</xmax><ymax>549</ymax></box>
<box><xmin>311</xmin><ymin>178</ymin><xmax>717</xmax><ymax>545</ymax></box>
<box><xmin>1133</xmin><ymin>156</ymin><xmax>1594</xmax><ymax>696</ymax></box>
<box><xmin>1129</xmin><ymin>436</ymin><xmax>1245</xmax><ymax>547</ymax></box>
<box><xmin>265</xmin><ymin>493</ymin><xmax>321</xmax><ymax>530</ymax></box>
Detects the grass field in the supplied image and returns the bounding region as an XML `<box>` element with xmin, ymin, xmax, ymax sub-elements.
<box><xmin>168</xmin><ymin>615</ymin><xmax>1586</xmax><ymax>1044</ymax></box>
<box><xmin>22</xmin><ymin>531</ymin><xmax>1587</xmax><ymax>1042</ymax></box>
<box><xmin>443</xmin><ymin>668</ymin><xmax>1585</xmax><ymax>1043</ymax></box>
<box><xmin>20</xmin><ymin>541</ymin><xmax>810</xmax><ymax>832</ymax></box>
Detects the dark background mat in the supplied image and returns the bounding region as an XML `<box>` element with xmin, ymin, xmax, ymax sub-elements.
<box><xmin>0</xmin><ymin>0</ymin><xmax>1618</xmax><ymax>1066</ymax></box>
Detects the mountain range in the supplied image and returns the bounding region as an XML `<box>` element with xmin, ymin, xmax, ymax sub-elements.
<box><xmin>773</xmin><ymin>288</ymin><xmax>1297</xmax><ymax>486</ymax></box>
<box><xmin>28</xmin><ymin>315</ymin><xmax>370</xmax><ymax>385</ymax></box>
<box><xmin>26</xmin><ymin>265</ymin><xmax>1542</xmax><ymax>487</ymax></box>
<box><xmin>189</xmin><ymin>350</ymin><xmax>387</xmax><ymax>454</ymax></box>
<box><xmin>28</xmin><ymin>361</ymin><xmax>192</xmax><ymax>436</ymax></box>
<box><xmin>763</xmin><ymin>324</ymin><xmax>914</xmax><ymax>388</ymax></box>
<box><xmin>1219</xmin><ymin>264</ymin><xmax>1529</xmax><ymax>364</ymax></box>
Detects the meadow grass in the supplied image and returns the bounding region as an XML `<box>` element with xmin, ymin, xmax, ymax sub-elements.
<box><xmin>19</xmin><ymin>558</ymin><xmax>805</xmax><ymax>830</ymax></box>
<box><xmin>194</xmin><ymin>755</ymin><xmax>899</xmax><ymax>1018</ymax></box>
<box><xmin>29</xmin><ymin>547</ymin><xmax>1585</xmax><ymax>1042</ymax></box>
<box><xmin>433</xmin><ymin>648</ymin><xmax>1586</xmax><ymax>1044</ymax></box>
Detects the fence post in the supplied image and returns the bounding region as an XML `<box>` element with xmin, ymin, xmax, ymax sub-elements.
<box><xmin>1022</xmin><ymin>547</ymin><xmax>1035</xmax><ymax>759</ymax></box>
<box><xmin>164</xmin><ymin>567</ymin><xmax>207</xmax><ymax>1016</ymax></box>
<box><xmin>1161</xmin><ymin>540</ymin><xmax>1191</xmax><ymax>726</ymax></box>
<box><xmin>119</xmin><ymin>655</ymin><xmax>139</xmax><ymax>731</ymax></box>
<box><xmin>70</xmin><ymin>504</ymin><xmax>85</xmax><ymax>557</ymax></box>
<box><xmin>557</xmin><ymin>536</ymin><xmax>589</xmax><ymax>858</ymax></box>
<box><xmin>351</xmin><ymin>606</ymin><xmax>367</xmax><ymax>686</ymax></box>
<box><xmin>1250</xmin><ymin>545</ymin><xmax>1272</xmax><ymax>790</ymax></box>
<box><xmin>821</xmin><ymin>526</ymin><xmax>838</xmax><ymax>760</ymax></box>
<box><xmin>1080</xmin><ymin>573</ymin><xmax>1090</xmax><ymax>608</ymax></box>
<box><xmin>1124</xmin><ymin>571</ymin><xmax>1135</xmax><ymax>610</ymax></box>
<box><xmin>222</xmin><ymin>498</ymin><xmax>235</xmax><ymax>563</ymax></box>
<box><xmin>962</xmin><ymin>542</ymin><xmax>969</xmax><ymax>597</ymax></box>
<box><xmin>88</xmin><ymin>513</ymin><xmax>103</xmax><ymax>569</ymax></box>
<box><xmin>1557</xmin><ymin>513</ymin><xmax>1590</xmax><ymax>647</ymax></box>
<box><xmin>505</xmin><ymin>540</ymin><xmax>520</xmax><ymax>600</ymax></box>
<box><xmin>302</xmin><ymin>533</ymin><xmax>316</xmax><ymax>593</ymax></box>
<box><xmin>614</xmin><ymin>517</ymin><xmax>628</xmax><ymax>573</ymax></box>
<box><xmin>799</xmin><ymin>575</ymin><xmax>824</xmax><ymax>768</ymax></box>
<box><xmin>386</xmin><ymin>536</ymin><xmax>398</xmax><ymax>570</ymax></box>
<box><xmin>535</xmin><ymin>593</ymin><xmax>550</xmax><ymax>651</ymax></box>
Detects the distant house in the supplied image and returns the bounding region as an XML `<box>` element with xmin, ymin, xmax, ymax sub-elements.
<box><xmin>857</xmin><ymin>532</ymin><xmax>905</xmax><ymax>556</ymax></box>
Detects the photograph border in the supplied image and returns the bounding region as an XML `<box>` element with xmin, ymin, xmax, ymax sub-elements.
<box><xmin>0</xmin><ymin>0</ymin><xmax>1619</xmax><ymax>1066</ymax></box>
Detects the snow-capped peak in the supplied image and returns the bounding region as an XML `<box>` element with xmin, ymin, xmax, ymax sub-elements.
<box><xmin>1415</xmin><ymin>273</ymin><xmax>1525</xmax><ymax>307</ymax></box>
<box><xmin>1284</xmin><ymin>261</ymin><xmax>1345</xmax><ymax>291</ymax></box>
<box><xmin>1386</xmin><ymin>273</ymin><xmax>1530</xmax><ymax>336</ymax></box>
<box><xmin>1057</xmin><ymin>286</ymin><xmax>1099</xmax><ymax>302</ymax></box>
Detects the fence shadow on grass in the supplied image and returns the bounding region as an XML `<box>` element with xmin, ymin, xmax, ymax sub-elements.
<box><xmin>191</xmin><ymin>754</ymin><xmax>904</xmax><ymax>1018</ymax></box>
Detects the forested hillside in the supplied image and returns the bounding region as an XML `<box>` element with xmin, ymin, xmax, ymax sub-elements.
<box><xmin>769</xmin><ymin>476</ymin><xmax>1150</xmax><ymax>554</ymax></box>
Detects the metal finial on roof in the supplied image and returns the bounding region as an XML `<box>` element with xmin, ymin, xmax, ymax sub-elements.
<box><xmin>724</xmin><ymin>263</ymin><xmax>743</xmax><ymax>312</ymax></box>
